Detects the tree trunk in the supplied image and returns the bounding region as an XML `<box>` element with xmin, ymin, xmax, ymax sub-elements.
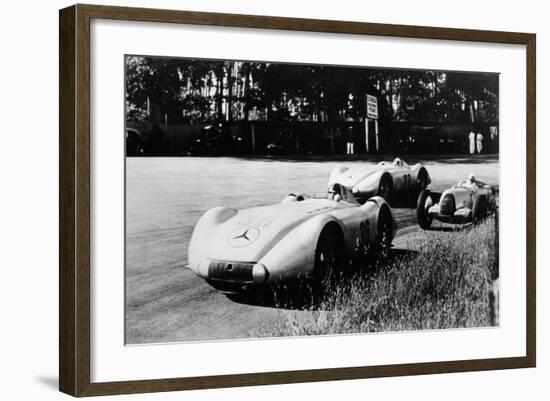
<box><xmin>243</xmin><ymin>64</ymin><xmax>250</xmax><ymax>122</ymax></box>
<box><xmin>227</xmin><ymin>62</ymin><xmax>234</xmax><ymax>123</ymax></box>
<box><xmin>216</xmin><ymin>65</ymin><xmax>224</xmax><ymax>121</ymax></box>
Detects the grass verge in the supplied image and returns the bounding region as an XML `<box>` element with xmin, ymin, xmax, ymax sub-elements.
<box><xmin>253</xmin><ymin>216</ymin><xmax>498</xmax><ymax>337</ymax></box>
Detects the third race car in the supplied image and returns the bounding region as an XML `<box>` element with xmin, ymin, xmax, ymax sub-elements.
<box><xmin>416</xmin><ymin>173</ymin><xmax>497</xmax><ymax>229</ymax></box>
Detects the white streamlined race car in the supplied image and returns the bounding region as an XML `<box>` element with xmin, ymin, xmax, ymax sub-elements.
<box><xmin>188</xmin><ymin>184</ymin><xmax>396</xmax><ymax>294</ymax></box>
<box><xmin>328</xmin><ymin>158</ymin><xmax>431</xmax><ymax>202</ymax></box>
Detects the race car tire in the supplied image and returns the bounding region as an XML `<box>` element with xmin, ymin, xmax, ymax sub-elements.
<box><xmin>416</xmin><ymin>169</ymin><xmax>429</xmax><ymax>193</ymax></box>
<box><xmin>417</xmin><ymin>189</ymin><xmax>433</xmax><ymax>229</ymax></box>
<box><xmin>311</xmin><ymin>226</ymin><xmax>343</xmax><ymax>301</ymax></box>
<box><xmin>377</xmin><ymin>174</ymin><xmax>392</xmax><ymax>200</ymax></box>
<box><xmin>472</xmin><ymin>195</ymin><xmax>488</xmax><ymax>225</ymax></box>
<box><xmin>374</xmin><ymin>207</ymin><xmax>393</xmax><ymax>259</ymax></box>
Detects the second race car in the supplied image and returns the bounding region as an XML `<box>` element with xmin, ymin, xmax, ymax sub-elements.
<box><xmin>187</xmin><ymin>183</ymin><xmax>396</xmax><ymax>295</ymax></box>
<box><xmin>328</xmin><ymin>157</ymin><xmax>431</xmax><ymax>202</ymax></box>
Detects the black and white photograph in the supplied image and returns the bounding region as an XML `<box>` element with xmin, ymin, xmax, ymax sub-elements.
<box><xmin>124</xmin><ymin>55</ymin><xmax>500</xmax><ymax>344</ymax></box>
<box><xmin>1</xmin><ymin>0</ymin><xmax>544</xmax><ymax>398</ymax></box>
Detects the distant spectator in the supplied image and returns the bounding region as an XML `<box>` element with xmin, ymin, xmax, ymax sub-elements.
<box><xmin>469</xmin><ymin>131</ymin><xmax>475</xmax><ymax>155</ymax></box>
<box><xmin>345</xmin><ymin>126</ymin><xmax>354</xmax><ymax>155</ymax></box>
<box><xmin>476</xmin><ymin>131</ymin><xmax>484</xmax><ymax>154</ymax></box>
<box><xmin>489</xmin><ymin>126</ymin><xmax>498</xmax><ymax>154</ymax></box>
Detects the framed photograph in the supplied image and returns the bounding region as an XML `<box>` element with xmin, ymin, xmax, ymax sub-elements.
<box><xmin>59</xmin><ymin>4</ymin><xmax>536</xmax><ymax>397</ymax></box>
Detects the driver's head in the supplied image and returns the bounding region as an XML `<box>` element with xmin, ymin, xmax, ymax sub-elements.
<box><xmin>328</xmin><ymin>183</ymin><xmax>341</xmax><ymax>201</ymax></box>
<box><xmin>467</xmin><ymin>173</ymin><xmax>476</xmax><ymax>184</ymax></box>
<box><xmin>393</xmin><ymin>157</ymin><xmax>403</xmax><ymax>167</ymax></box>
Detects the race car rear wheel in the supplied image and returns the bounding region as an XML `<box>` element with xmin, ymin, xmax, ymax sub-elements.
<box><xmin>408</xmin><ymin>169</ymin><xmax>429</xmax><ymax>205</ymax></box>
<box><xmin>311</xmin><ymin>227</ymin><xmax>342</xmax><ymax>301</ymax></box>
<box><xmin>416</xmin><ymin>169</ymin><xmax>429</xmax><ymax>193</ymax></box>
<box><xmin>472</xmin><ymin>195</ymin><xmax>488</xmax><ymax>225</ymax></box>
<box><xmin>377</xmin><ymin>174</ymin><xmax>392</xmax><ymax>200</ymax></box>
<box><xmin>374</xmin><ymin>208</ymin><xmax>393</xmax><ymax>259</ymax></box>
<box><xmin>417</xmin><ymin>190</ymin><xmax>433</xmax><ymax>229</ymax></box>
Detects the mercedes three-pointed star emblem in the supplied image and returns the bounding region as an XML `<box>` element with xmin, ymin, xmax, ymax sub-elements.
<box><xmin>227</xmin><ymin>227</ymin><xmax>260</xmax><ymax>247</ymax></box>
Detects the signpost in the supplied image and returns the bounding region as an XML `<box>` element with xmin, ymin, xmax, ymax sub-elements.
<box><xmin>366</xmin><ymin>95</ymin><xmax>378</xmax><ymax>119</ymax></box>
<box><xmin>365</xmin><ymin>94</ymin><xmax>379</xmax><ymax>153</ymax></box>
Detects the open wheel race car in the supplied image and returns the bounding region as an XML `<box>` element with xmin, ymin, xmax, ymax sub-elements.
<box><xmin>416</xmin><ymin>174</ymin><xmax>497</xmax><ymax>229</ymax></box>
<box><xmin>187</xmin><ymin>183</ymin><xmax>396</xmax><ymax>295</ymax></box>
<box><xmin>328</xmin><ymin>158</ymin><xmax>431</xmax><ymax>202</ymax></box>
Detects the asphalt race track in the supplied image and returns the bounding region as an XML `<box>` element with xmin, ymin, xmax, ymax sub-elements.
<box><xmin>125</xmin><ymin>155</ymin><xmax>499</xmax><ymax>344</ymax></box>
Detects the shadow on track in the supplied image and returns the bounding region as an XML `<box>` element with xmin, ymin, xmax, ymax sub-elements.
<box><xmin>385</xmin><ymin>192</ymin><xmax>419</xmax><ymax>209</ymax></box>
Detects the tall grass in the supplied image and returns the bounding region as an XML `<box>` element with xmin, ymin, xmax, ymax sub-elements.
<box><xmin>255</xmin><ymin>216</ymin><xmax>498</xmax><ymax>337</ymax></box>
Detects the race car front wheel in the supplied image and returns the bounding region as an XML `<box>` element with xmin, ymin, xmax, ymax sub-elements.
<box><xmin>417</xmin><ymin>190</ymin><xmax>433</xmax><ymax>229</ymax></box>
<box><xmin>311</xmin><ymin>227</ymin><xmax>342</xmax><ymax>302</ymax></box>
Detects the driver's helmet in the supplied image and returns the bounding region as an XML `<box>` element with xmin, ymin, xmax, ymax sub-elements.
<box><xmin>328</xmin><ymin>183</ymin><xmax>342</xmax><ymax>201</ymax></box>
<box><xmin>393</xmin><ymin>157</ymin><xmax>403</xmax><ymax>167</ymax></box>
<box><xmin>466</xmin><ymin>173</ymin><xmax>476</xmax><ymax>185</ymax></box>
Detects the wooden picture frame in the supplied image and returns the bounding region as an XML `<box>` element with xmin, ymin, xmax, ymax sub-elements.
<box><xmin>59</xmin><ymin>3</ymin><xmax>536</xmax><ymax>397</ymax></box>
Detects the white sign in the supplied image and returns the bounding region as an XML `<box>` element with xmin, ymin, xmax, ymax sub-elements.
<box><xmin>366</xmin><ymin>94</ymin><xmax>378</xmax><ymax>119</ymax></box>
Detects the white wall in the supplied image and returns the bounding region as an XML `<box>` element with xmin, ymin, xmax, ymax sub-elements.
<box><xmin>0</xmin><ymin>0</ymin><xmax>546</xmax><ymax>400</ymax></box>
